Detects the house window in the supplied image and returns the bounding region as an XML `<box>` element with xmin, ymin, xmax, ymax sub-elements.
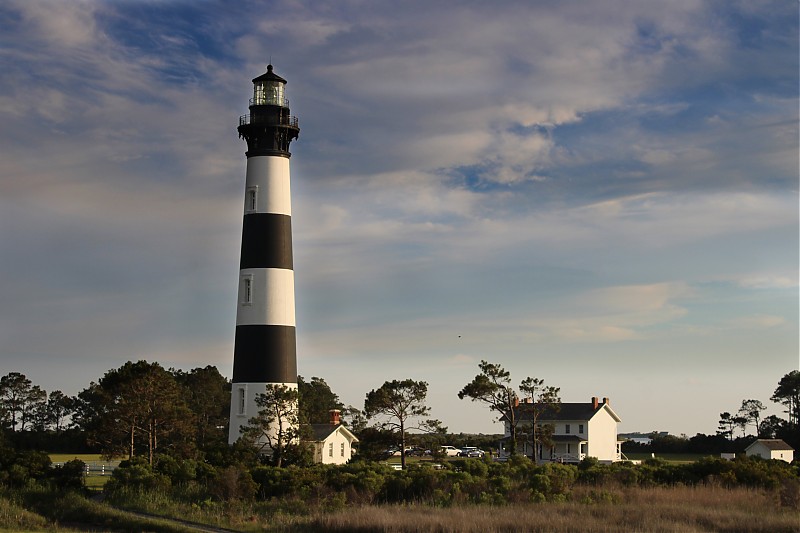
<box><xmin>241</xmin><ymin>275</ymin><xmax>253</xmax><ymax>305</ymax></box>
<box><xmin>567</xmin><ymin>443</ymin><xmax>571</xmax><ymax>454</ymax></box>
<box><xmin>565</xmin><ymin>424</ymin><xmax>571</xmax><ymax>434</ymax></box>
<box><xmin>328</xmin><ymin>443</ymin><xmax>333</xmax><ymax>457</ymax></box>
<box><xmin>578</xmin><ymin>424</ymin><xmax>584</xmax><ymax>434</ymax></box>
<box><xmin>238</xmin><ymin>387</ymin><xmax>246</xmax><ymax>415</ymax></box>
<box><xmin>246</xmin><ymin>186</ymin><xmax>258</xmax><ymax>212</ymax></box>
<box><xmin>341</xmin><ymin>442</ymin><xmax>345</xmax><ymax>457</ymax></box>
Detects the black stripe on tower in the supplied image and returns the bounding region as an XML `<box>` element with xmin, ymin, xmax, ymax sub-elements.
<box><xmin>232</xmin><ymin>325</ymin><xmax>297</xmax><ymax>383</ymax></box>
<box><xmin>239</xmin><ymin>213</ymin><xmax>293</xmax><ymax>270</ymax></box>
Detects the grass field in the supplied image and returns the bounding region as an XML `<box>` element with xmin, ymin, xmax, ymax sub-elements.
<box><xmin>306</xmin><ymin>486</ymin><xmax>799</xmax><ymax>533</ymax></box>
<box><xmin>49</xmin><ymin>453</ymin><xmax>120</xmax><ymax>490</ymax></box>
<box><xmin>49</xmin><ymin>453</ymin><xmax>105</xmax><ymax>463</ymax></box>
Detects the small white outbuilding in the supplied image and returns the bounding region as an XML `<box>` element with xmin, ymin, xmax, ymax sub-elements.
<box><xmin>744</xmin><ymin>439</ymin><xmax>794</xmax><ymax>463</ymax></box>
<box><xmin>308</xmin><ymin>409</ymin><xmax>359</xmax><ymax>465</ymax></box>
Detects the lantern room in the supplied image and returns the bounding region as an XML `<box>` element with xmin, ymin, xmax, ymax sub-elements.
<box><xmin>252</xmin><ymin>64</ymin><xmax>287</xmax><ymax>106</ymax></box>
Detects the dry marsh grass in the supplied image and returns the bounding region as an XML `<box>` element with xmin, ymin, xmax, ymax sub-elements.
<box><xmin>302</xmin><ymin>486</ymin><xmax>799</xmax><ymax>533</ymax></box>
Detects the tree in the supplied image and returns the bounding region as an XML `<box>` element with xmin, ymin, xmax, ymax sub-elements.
<box><xmin>35</xmin><ymin>390</ymin><xmax>75</xmax><ymax>433</ymax></box>
<box><xmin>0</xmin><ymin>372</ymin><xmax>40</xmax><ymax>432</ymax></box>
<box><xmin>738</xmin><ymin>399</ymin><xmax>767</xmax><ymax>437</ymax></box>
<box><xmin>240</xmin><ymin>384</ymin><xmax>300</xmax><ymax>467</ymax></box>
<box><xmin>518</xmin><ymin>377</ymin><xmax>561</xmax><ymax>461</ymax></box>
<box><xmin>297</xmin><ymin>375</ymin><xmax>344</xmax><ymax>425</ymax></box>
<box><xmin>733</xmin><ymin>414</ymin><xmax>749</xmax><ymax>438</ymax></box>
<box><xmin>458</xmin><ymin>361</ymin><xmax>520</xmax><ymax>456</ymax></box>
<box><xmin>759</xmin><ymin>415</ymin><xmax>785</xmax><ymax>439</ymax></box>
<box><xmin>717</xmin><ymin>412</ymin><xmax>736</xmax><ymax>441</ymax></box>
<box><xmin>458</xmin><ymin>361</ymin><xmax>519</xmax><ymax>455</ymax></box>
<box><xmin>47</xmin><ymin>390</ymin><xmax>77</xmax><ymax>433</ymax></box>
<box><xmin>341</xmin><ymin>405</ymin><xmax>368</xmax><ymax>434</ymax></box>
<box><xmin>173</xmin><ymin>366</ymin><xmax>230</xmax><ymax>450</ymax></box>
<box><xmin>772</xmin><ymin>370</ymin><xmax>800</xmax><ymax>427</ymax></box>
<box><xmin>364</xmin><ymin>379</ymin><xmax>445</xmax><ymax>469</ymax></box>
<box><xmin>76</xmin><ymin>361</ymin><xmax>196</xmax><ymax>464</ymax></box>
<box><xmin>20</xmin><ymin>385</ymin><xmax>46</xmax><ymax>432</ymax></box>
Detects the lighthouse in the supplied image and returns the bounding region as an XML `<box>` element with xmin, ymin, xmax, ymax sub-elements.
<box><xmin>229</xmin><ymin>65</ymin><xmax>300</xmax><ymax>445</ymax></box>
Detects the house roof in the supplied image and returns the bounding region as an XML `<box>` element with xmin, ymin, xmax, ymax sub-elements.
<box><xmin>550</xmin><ymin>435</ymin><xmax>585</xmax><ymax>443</ymax></box>
<box><xmin>506</xmin><ymin>401</ymin><xmax>621</xmax><ymax>423</ymax></box>
<box><xmin>746</xmin><ymin>439</ymin><xmax>794</xmax><ymax>451</ymax></box>
<box><xmin>308</xmin><ymin>423</ymin><xmax>359</xmax><ymax>443</ymax></box>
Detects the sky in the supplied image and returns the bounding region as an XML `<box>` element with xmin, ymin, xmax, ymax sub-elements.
<box><xmin>0</xmin><ymin>0</ymin><xmax>797</xmax><ymax>438</ymax></box>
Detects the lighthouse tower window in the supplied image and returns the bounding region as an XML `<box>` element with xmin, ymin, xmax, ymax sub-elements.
<box><xmin>238</xmin><ymin>387</ymin><xmax>246</xmax><ymax>415</ymax></box>
<box><xmin>246</xmin><ymin>186</ymin><xmax>258</xmax><ymax>212</ymax></box>
<box><xmin>241</xmin><ymin>275</ymin><xmax>253</xmax><ymax>305</ymax></box>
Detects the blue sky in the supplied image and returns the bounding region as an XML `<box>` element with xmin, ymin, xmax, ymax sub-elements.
<box><xmin>0</xmin><ymin>0</ymin><xmax>797</xmax><ymax>437</ymax></box>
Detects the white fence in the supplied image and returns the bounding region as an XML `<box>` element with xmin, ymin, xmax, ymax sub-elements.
<box><xmin>53</xmin><ymin>460</ymin><xmax>120</xmax><ymax>476</ymax></box>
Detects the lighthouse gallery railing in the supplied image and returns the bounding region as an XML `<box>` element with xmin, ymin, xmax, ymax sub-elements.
<box><xmin>239</xmin><ymin>114</ymin><xmax>299</xmax><ymax>128</ymax></box>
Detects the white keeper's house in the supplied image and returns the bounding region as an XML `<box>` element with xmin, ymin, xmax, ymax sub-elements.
<box><xmin>503</xmin><ymin>396</ymin><xmax>623</xmax><ymax>463</ymax></box>
<box><xmin>308</xmin><ymin>409</ymin><xmax>359</xmax><ymax>465</ymax></box>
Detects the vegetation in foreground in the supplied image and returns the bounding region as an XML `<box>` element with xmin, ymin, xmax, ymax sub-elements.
<box><xmin>95</xmin><ymin>454</ymin><xmax>798</xmax><ymax>532</ymax></box>
<box><xmin>1</xmin><ymin>365</ymin><xmax>798</xmax><ymax>531</ymax></box>
<box><xmin>306</xmin><ymin>486</ymin><xmax>799</xmax><ymax>533</ymax></box>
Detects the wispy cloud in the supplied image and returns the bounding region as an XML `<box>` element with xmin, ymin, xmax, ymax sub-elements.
<box><xmin>0</xmin><ymin>0</ymin><xmax>795</xmax><ymax>437</ymax></box>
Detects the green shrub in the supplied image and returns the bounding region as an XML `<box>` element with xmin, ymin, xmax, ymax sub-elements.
<box><xmin>49</xmin><ymin>459</ymin><xmax>85</xmax><ymax>490</ymax></box>
<box><xmin>105</xmin><ymin>457</ymin><xmax>171</xmax><ymax>494</ymax></box>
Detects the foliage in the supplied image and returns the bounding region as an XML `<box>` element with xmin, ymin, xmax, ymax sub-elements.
<box><xmin>76</xmin><ymin>361</ymin><xmax>197</xmax><ymax>464</ymax></box>
<box><xmin>0</xmin><ymin>373</ymin><xmax>46</xmax><ymax>432</ymax></box>
<box><xmin>105</xmin><ymin>457</ymin><xmax>172</xmax><ymax>494</ymax></box>
<box><xmin>458</xmin><ymin>361</ymin><xmax>560</xmax><ymax>459</ymax></box>
<box><xmin>458</xmin><ymin>361</ymin><xmax>520</xmax><ymax>455</ymax></box>
<box><xmin>518</xmin><ymin>377</ymin><xmax>561</xmax><ymax>461</ymax></box>
<box><xmin>364</xmin><ymin>379</ymin><xmax>445</xmax><ymax>469</ymax></box>
<box><xmin>49</xmin><ymin>458</ymin><xmax>86</xmax><ymax>490</ymax></box>
<box><xmin>738</xmin><ymin>399</ymin><xmax>767</xmax><ymax>437</ymax></box>
<box><xmin>772</xmin><ymin>370</ymin><xmax>800</xmax><ymax>426</ymax></box>
<box><xmin>240</xmin><ymin>384</ymin><xmax>300</xmax><ymax>467</ymax></box>
<box><xmin>172</xmin><ymin>366</ymin><xmax>230</xmax><ymax>451</ymax></box>
<box><xmin>298</xmin><ymin>375</ymin><xmax>344</xmax><ymax>425</ymax></box>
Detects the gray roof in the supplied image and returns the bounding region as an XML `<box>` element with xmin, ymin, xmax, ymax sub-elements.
<box><xmin>747</xmin><ymin>439</ymin><xmax>794</xmax><ymax>451</ymax></box>
<box><xmin>308</xmin><ymin>423</ymin><xmax>358</xmax><ymax>443</ymax></box>
<box><xmin>508</xmin><ymin>402</ymin><xmax>619</xmax><ymax>423</ymax></box>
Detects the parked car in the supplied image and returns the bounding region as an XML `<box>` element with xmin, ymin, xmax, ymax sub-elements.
<box><xmin>439</xmin><ymin>445</ymin><xmax>460</xmax><ymax>456</ymax></box>
<box><xmin>381</xmin><ymin>448</ymin><xmax>401</xmax><ymax>459</ymax></box>
<box><xmin>458</xmin><ymin>447</ymin><xmax>485</xmax><ymax>458</ymax></box>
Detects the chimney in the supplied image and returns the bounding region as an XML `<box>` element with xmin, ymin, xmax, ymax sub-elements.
<box><xmin>602</xmin><ymin>397</ymin><xmax>609</xmax><ymax>405</ymax></box>
<box><xmin>514</xmin><ymin>396</ymin><xmax>520</xmax><ymax>407</ymax></box>
<box><xmin>329</xmin><ymin>409</ymin><xmax>341</xmax><ymax>425</ymax></box>
<box><xmin>592</xmin><ymin>397</ymin><xmax>598</xmax><ymax>409</ymax></box>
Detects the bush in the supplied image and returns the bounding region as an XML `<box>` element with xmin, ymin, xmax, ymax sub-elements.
<box><xmin>104</xmin><ymin>457</ymin><xmax>171</xmax><ymax>494</ymax></box>
<box><xmin>210</xmin><ymin>465</ymin><xmax>257</xmax><ymax>501</ymax></box>
<box><xmin>49</xmin><ymin>459</ymin><xmax>85</xmax><ymax>490</ymax></box>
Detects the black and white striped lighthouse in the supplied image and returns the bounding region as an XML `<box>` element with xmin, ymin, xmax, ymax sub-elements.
<box><xmin>229</xmin><ymin>65</ymin><xmax>300</xmax><ymax>445</ymax></box>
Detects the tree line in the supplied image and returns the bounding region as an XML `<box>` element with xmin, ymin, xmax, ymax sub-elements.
<box><xmin>1</xmin><ymin>363</ymin><xmax>798</xmax><ymax>467</ymax></box>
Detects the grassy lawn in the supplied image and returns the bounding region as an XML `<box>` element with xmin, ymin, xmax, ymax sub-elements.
<box><xmin>49</xmin><ymin>453</ymin><xmax>106</xmax><ymax>463</ymax></box>
<box><xmin>49</xmin><ymin>453</ymin><xmax>120</xmax><ymax>490</ymax></box>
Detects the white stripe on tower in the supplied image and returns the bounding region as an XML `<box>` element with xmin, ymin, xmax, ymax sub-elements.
<box><xmin>229</xmin><ymin>65</ymin><xmax>300</xmax><ymax>446</ymax></box>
